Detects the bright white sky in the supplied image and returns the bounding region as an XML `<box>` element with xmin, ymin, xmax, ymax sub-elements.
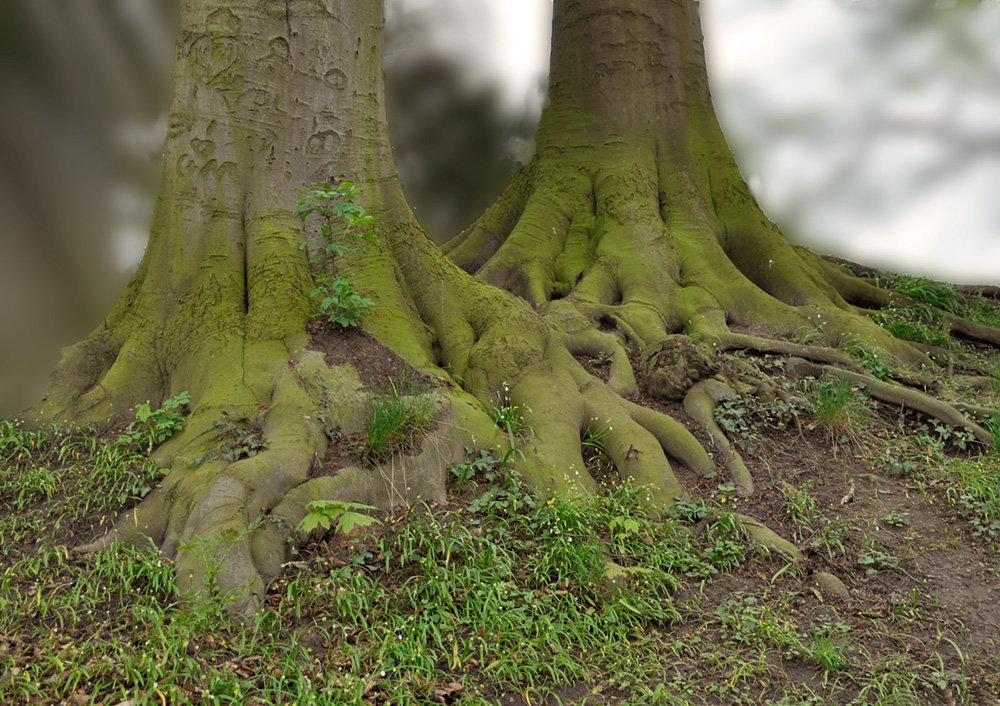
<box><xmin>476</xmin><ymin>0</ymin><xmax>1000</xmax><ymax>285</ymax></box>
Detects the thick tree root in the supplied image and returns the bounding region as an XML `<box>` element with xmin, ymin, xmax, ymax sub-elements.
<box><xmin>786</xmin><ymin>359</ymin><xmax>992</xmax><ymax>445</ymax></box>
<box><xmin>76</xmin><ymin>359</ymin><xmax>478</xmax><ymax>614</ymax></box>
<box><xmin>683</xmin><ymin>380</ymin><xmax>753</xmax><ymax>496</ymax></box>
<box><xmin>738</xmin><ymin>514</ymin><xmax>803</xmax><ymax>562</ymax></box>
<box><xmin>813</xmin><ymin>571</ymin><xmax>850</xmax><ymax>600</ymax></box>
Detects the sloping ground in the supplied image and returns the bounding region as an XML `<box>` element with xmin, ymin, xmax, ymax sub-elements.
<box><xmin>1</xmin><ymin>273</ymin><xmax>999</xmax><ymax>705</ymax></box>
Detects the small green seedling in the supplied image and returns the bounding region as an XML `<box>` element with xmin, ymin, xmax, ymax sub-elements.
<box><xmin>296</xmin><ymin>181</ymin><xmax>378</xmax><ymax>327</ymax></box>
<box><xmin>117</xmin><ymin>391</ymin><xmax>191</xmax><ymax>454</ymax></box>
<box><xmin>297</xmin><ymin>499</ymin><xmax>382</xmax><ymax>536</ymax></box>
<box><xmin>311</xmin><ymin>273</ymin><xmax>375</xmax><ymax>328</ymax></box>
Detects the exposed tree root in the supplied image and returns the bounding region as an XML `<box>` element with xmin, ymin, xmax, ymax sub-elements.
<box><xmin>785</xmin><ymin>359</ymin><xmax>992</xmax><ymax>444</ymax></box>
<box><xmin>683</xmin><ymin>380</ymin><xmax>752</xmax><ymax>496</ymax></box>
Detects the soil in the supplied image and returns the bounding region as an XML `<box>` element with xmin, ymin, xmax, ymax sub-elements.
<box><xmin>307</xmin><ymin>320</ymin><xmax>434</xmax><ymax>392</ymax></box>
<box><xmin>307</xmin><ymin>320</ymin><xmax>438</xmax><ymax>475</ymax></box>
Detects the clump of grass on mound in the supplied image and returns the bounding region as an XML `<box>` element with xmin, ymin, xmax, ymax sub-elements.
<box><xmin>803</xmin><ymin>375</ymin><xmax>873</xmax><ymax>448</ymax></box>
<box><xmin>363</xmin><ymin>381</ymin><xmax>436</xmax><ymax>464</ymax></box>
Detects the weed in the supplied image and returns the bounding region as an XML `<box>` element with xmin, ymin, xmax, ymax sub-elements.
<box><xmin>489</xmin><ymin>382</ymin><xmax>533</xmax><ymax>439</ymax></box>
<box><xmin>664</xmin><ymin>497</ymin><xmax>713</xmax><ymax>523</ymax></box>
<box><xmin>873</xmin><ymin>306</ymin><xmax>952</xmax><ymax>347</ymax></box>
<box><xmin>803</xmin><ymin>375</ymin><xmax>871</xmax><ymax>446</ymax></box>
<box><xmin>887</xmin><ymin>274</ymin><xmax>960</xmax><ymax>313</ymax></box>
<box><xmin>780</xmin><ymin>482</ymin><xmax>819</xmax><ymax>525</ymax></box>
<box><xmin>310</xmin><ymin>273</ymin><xmax>375</xmax><ymax>327</ymax></box>
<box><xmin>808</xmin><ymin>517</ymin><xmax>849</xmax><ymax>559</ymax></box>
<box><xmin>213</xmin><ymin>414</ymin><xmax>269</xmax><ymax>461</ymax></box>
<box><xmin>116</xmin><ymin>390</ymin><xmax>190</xmax><ymax>454</ymax></box>
<box><xmin>714</xmin><ymin>393</ymin><xmax>801</xmax><ymax>453</ymax></box>
<box><xmin>793</xmin><ymin>326</ymin><xmax>823</xmax><ymax>345</ymax></box>
<box><xmin>297</xmin><ymin>500</ymin><xmax>381</xmax><ymax>535</ymax></box>
<box><xmin>582</xmin><ymin>419</ymin><xmax>614</xmax><ymax>478</ymax></box>
<box><xmin>858</xmin><ymin>539</ymin><xmax>898</xmax><ymax>575</ymax></box>
<box><xmin>942</xmin><ymin>456</ymin><xmax>1000</xmax><ymax>539</ymax></box>
<box><xmin>959</xmin><ymin>292</ymin><xmax>1000</xmax><ymax>330</ymax></box>
<box><xmin>0</xmin><ymin>421</ymin><xmax>167</xmax><ymax>530</ymax></box>
<box><xmin>296</xmin><ymin>181</ymin><xmax>378</xmax><ymax>327</ymax></box>
<box><xmin>986</xmin><ymin>415</ymin><xmax>1000</xmax><ymax>456</ymax></box>
<box><xmin>713</xmin><ymin>594</ymin><xmax>803</xmax><ymax>653</ymax></box>
<box><xmin>893</xmin><ymin>587</ymin><xmax>922</xmax><ymax>622</ymax></box>
<box><xmin>809</xmin><ymin>628</ymin><xmax>848</xmax><ymax>674</ymax></box>
<box><xmin>364</xmin><ymin>381</ymin><xmax>436</xmax><ymax>463</ymax></box>
<box><xmin>488</xmin><ymin>382</ymin><xmax>535</xmax><ymax>467</ymax></box>
<box><xmin>842</xmin><ymin>338</ymin><xmax>892</xmax><ymax>379</ymax></box>
<box><xmin>448</xmin><ymin>448</ymin><xmax>501</xmax><ymax>492</ymax></box>
<box><xmin>883</xmin><ymin>510</ymin><xmax>910</xmax><ymax>527</ymax></box>
<box><xmin>584</xmin><ymin>351</ymin><xmax>614</xmax><ymax>373</ymax></box>
<box><xmin>186</xmin><ymin>411</ymin><xmax>270</xmax><ymax>466</ymax></box>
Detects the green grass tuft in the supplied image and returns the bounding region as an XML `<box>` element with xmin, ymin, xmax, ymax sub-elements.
<box><xmin>363</xmin><ymin>383</ymin><xmax>436</xmax><ymax>463</ymax></box>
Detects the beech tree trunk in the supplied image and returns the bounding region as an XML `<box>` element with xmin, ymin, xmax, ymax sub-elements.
<box><xmin>448</xmin><ymin>0</ymin><xmax>913</xmax><ymax>352</ymax></box>
<box><xmin>26</xmin><ymin>0</ymin><xmax>999</xmax><ymax>613</ymax></box>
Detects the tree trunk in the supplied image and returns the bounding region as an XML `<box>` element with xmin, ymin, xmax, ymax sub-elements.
<box><xmin>26</xmin><ymin>0</ymin><xmax>999</xmax><ymax>613</ymax></box>
<box><xmin>30</xmin><ymin>0</ymin><xmax>482</xmax><ymax>612</ymax></box>
<box><xmin>447</xmin><ymin>0</ymin><xmax>930</xmax><ymax>357</ymax></box>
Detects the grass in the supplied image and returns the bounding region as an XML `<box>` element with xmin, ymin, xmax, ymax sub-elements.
<box><xmin>363</xmin><ymin>381</ymin><xmax>436</xmax><ymax>463</ymax></box>
<box><xmin>581</xmin><ymin>419</ymin><xmax>614</xmax><ymax>479</ymax></box>
<box><xmin>872</xmin><ymin>306</ymin><xmax>951</xmax><ymax>347</ymax></box>
<box><xmin>803</xmin><ymin>374</ymin><xmax>872</xmax><ymax>447</ymax></box>
<box><xmin>0</xmin><ymin>420</ymin><xmax>164</xmax><ymax>538</ymax></box>
<box><xmin>808</xmin><ymin>627</ymin><xmax>849</xmax><ymax>675</ymax></box>
<box><xmin>943</xmin><ymin>456</ymin><xmax>1000</xmax><ymax>539</ymax></box>
<box><xmin>875</xmin><ymin>422</ymin><xmax>1000</xmax><ymax>541</ymax></box>
<box><xmin>3</xmin><ymin>364</ymin><xmax>1000</xmax><ymax>704</ymax></box>
<box><xmin>0</xmin><ymin>423</ymin><xmax>759</xmax><ymax>704</ymax></box>
<box><xmin>780</xmin><ymin>482</ymin><xmax>819</xmax><ymax>526</ymax></box>
<box><xmin>841</xmin><ymin>338</ymin><xmax>892</xmax><ymax>379</ymax></box>
<box><xmin>885</xmin><ymin>274</ymin><xmax>961</xmax><ymax>313</ymax></box>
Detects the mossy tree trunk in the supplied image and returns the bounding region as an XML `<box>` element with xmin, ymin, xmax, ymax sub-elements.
<box><xmin>27</xmin><ymin>0</ymin><xmax>999</xmax><ymax>612</ymax></box>
<box><xmin>448</xmin><ymin>0</ymin><xmax>912</xmax><ymax>351</ymax></box>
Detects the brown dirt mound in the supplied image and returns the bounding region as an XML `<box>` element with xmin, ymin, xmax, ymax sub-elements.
<box><xmin>307</xmin><ymin>320</ymin><xmax>433</xmax><ymax>391</ymax></box>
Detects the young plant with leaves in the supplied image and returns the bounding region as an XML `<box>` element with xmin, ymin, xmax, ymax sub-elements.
<box><xmin>296</xmin><ymin>181</ymin><xmax>378</xmax><ymax>327</ymax></box>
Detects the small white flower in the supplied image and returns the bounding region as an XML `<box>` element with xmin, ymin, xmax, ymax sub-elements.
<box><xmin>768</xmin><ymin>259</ymin><xmax>774</xmax><ymax>267</ymax></box>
